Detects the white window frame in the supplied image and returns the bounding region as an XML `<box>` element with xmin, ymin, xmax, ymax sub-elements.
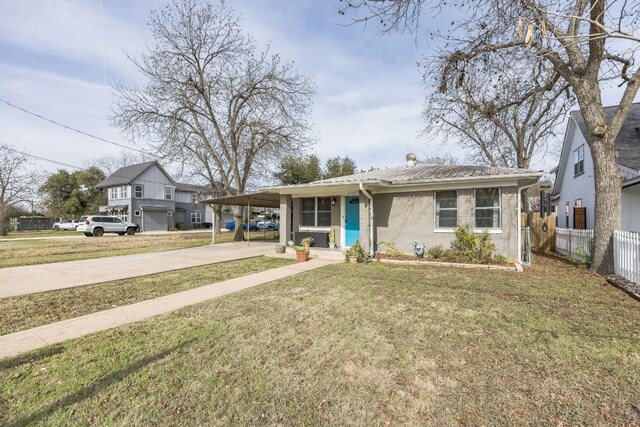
<box><xmin>121</xmin><ymin>185</ymin><xmax>129</xmax><ymax>199</ymax></box>
<box><xmin>300</xmin><ymin>197</ymin><xmax>332</xmax><ymax>230</ymax></box>
<box><xmin>191</xmin><ymin>193</ymin><xmax>199</xmax><ymax>203</ymax></box>
<box><xmin>434</xmin><ymin>190</ymin><xmax>458</xmax><ymax>231</ymax></box>
<box><xmin>134</xmin><ymin>184</ymin><xmax>144</xmax><ymax>199</ymax></box>
<box><xmin>167</xmin><ymin>210</ymin><xmax>173</xmax><ymax>217</ymax></box>
<box><xmin>474</xmin><ymin>187</ymin><xmax>502</xmax><ymax>232</ymax></box>
<box><xmin>109</xmin><ymin>187</ymin><xmax>117</xmax><ymax>200</ymax></box>
<box><xmin>134</xmin><ymin>210</ymin><xmax>141</xmax><ymax>217</ymax></box>
<box><xmin>191</xmin><ymin>212</ymin><xmax>202</xmax><ymax>223</ymax></box>
<box><xmin>574</xmin><ymin>144</ymin><xmax>585</xmax><ymax>177</ymax></box>
<box><xmin>164</xmin><ymin>186</ymin><xmax>174</xmax><ymax>201</ymax></box>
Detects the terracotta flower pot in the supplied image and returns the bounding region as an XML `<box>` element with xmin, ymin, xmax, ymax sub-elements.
<box><xmin>349</xmin><ymin>256</ymin><xmax>358</xmax><ymax>265</ymax></box>
<box><xmin>296</xmin><ymin>251</ymin><xmax>309</xmax><ymax>262</ymax></box>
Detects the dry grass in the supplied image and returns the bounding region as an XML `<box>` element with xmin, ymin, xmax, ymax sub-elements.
<box><xmin>0</xmin><ymin>256</ymin><xmax>293</xmax><ymax>335</ymax></box>
<box><xmin>0</xmin><ymin>231</ymin><xmax>277</xmax><ymax>268</ymax></box>
<box><xmin>1</xmin><ymin>254</ymin><xmax>638</xmax><ymax>426</ymax></box>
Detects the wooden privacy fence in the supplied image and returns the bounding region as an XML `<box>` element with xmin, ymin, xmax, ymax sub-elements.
<box><xmin>555</xmin><ymin>228</ymin><xmax>594</xmax><ymax>259</ymax></box>
<box><xmin>613</xmin><ymin>231</ymin><xmax>640</xmax><ymax>285</ymax></box>
<box><xmin>521</xmin><ymin>212</ymin><xmax>556</xmax><ymax>251</ymax></box>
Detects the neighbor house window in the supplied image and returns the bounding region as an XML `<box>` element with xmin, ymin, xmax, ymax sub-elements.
<box><xmin>134</xmin><ymin>184</ymin><xmax>144</xmax><ymax>198</ymax></box>
<box><xmin>191</xmin><ymin>212</ymin><xmax>202</xmax><ymax>223</ymax></box>
<box><xmin>167</xmin><ymin>210</ymin><xmax>173</xmax><ymax>217</ymax></box>
<box><xmin>565</xmin><ymin>202</ymin><xmax>569</xmax><ymax>227</ymax></box>
<box><xmin>300</xmin><ymin>197</ymin><xmax>332</xmax><ymax>228</ymax></box>
<box><xmin>121</xmin><ymin>186</ymin><xmax>129</xmax><ymax>198</ymax></box>
<box><xmin>435</xmin><ymin>190</ymin><xmax>457</xmax><ymax>229</ymax></box>
<box><xmin>134</xmin><ymin>210</ymin><xmax>141</xmax><ymax>217</ymax></box>
<box><xmin>574</xmin><ymin>198</ymin><xmax>582</xmax><ymax>207</ymax></box>
<box><xmin>574</xmin><ymin>144</ymin><xmax>584</xmax><ymax>176</ymax></box>
<box><xmin>191</xmin><ymin>193</ymin><xmax>199</xmax><ymax>203</ymax></box>
<box><xmin>164</xmin><ymin>186</ymin><xmax>174</xmax><ymax>200</ymax></box>
<box><xmin>475</xmin><ymin>188</ymin><xmax>501</xmax><ymax>229</ymax></box>
<box><xmin>109</xmin><ymin>188</ymin><xmax>117</xmax><ymax>199</ymax></box>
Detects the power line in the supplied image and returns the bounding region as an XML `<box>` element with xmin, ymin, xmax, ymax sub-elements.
<box><xmin>0</xmin><ymin>98</ymin><xmax>153</xmax><ymax>157</ymax></box>
<box><xmin>5</xmin><ymin>146</ymin><xmax>84</xmax><ymax>170</ymax></box>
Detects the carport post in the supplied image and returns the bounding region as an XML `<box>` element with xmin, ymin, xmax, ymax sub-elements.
<box><xmin>211</xmin><ymin>204</ymin><xmax>216</xmax><ymax>245</ymax></box>
<box><xmin>247</xmin><ymin>198</ymin><xmax>250</xmax><ymax>246</ymax></box>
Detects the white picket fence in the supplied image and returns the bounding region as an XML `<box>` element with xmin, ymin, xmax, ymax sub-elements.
<box><xmin>556</xmin><ymin>227</ymin><xmax>640</xmax><ymax>284</ymax></box>
<box><xmin>555</xmin><ymin>228</ymin><xmax>594</xmax><ymax>259</ymax></box>
<box><xmin>613</xmin><ymin>230</ymin><xmax>640</xmax><ymax>284</ymax></box>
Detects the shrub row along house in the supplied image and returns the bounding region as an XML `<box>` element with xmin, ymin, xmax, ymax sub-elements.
<box><xmin>552</xmin><ymin>102</ymin><xmax>640</xmax><ymax>231</ymax></box>
<box><xmin>205</xmin><ymin>155</ymin><xmax>542</xmax><ymax>262</ymax></box>
<box><xmin>95</xmin><ymin>161</ymin><xmax>211</xmax><ymax>232</ymax></box>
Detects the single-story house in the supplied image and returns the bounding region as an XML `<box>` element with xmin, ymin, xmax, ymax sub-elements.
<box><xmin>206</xmin><ymin>155</ymin><xmax>543</xmax><ymax>261</ymax></box>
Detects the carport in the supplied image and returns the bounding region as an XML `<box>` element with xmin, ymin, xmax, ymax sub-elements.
<box><xmin>199</xmin><ymin>192</ymin><xmax>280</xmax><ymax>245</ymax></box>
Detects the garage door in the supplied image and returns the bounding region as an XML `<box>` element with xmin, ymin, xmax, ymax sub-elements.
<box><xmin>143</xmin><ymin>211</ymin><xmax>167</xmax><ymax>232</ymax></box>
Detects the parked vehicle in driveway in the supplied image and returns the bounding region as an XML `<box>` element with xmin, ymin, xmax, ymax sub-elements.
<box><xmin>224</xmin><ymin>220</ymin><xmax>260</xmax><ymax>231</ymax></box>
<box><xmin>54</xmin><ymin>219</ymin><xmax>80</xmax><ymax>231</ymax></box>
<box><xmin>256</xmin><ymin>220</ymin><xmax>279</xmax><ymax>230</ymax></box>
<box><xmin>76</xmin><ymin>216</ymin><xmax>139</xmax><ymax>237</ymax></box>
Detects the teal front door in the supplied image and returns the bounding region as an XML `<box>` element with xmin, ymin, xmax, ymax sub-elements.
<box><xmin>345</xmin><ymin>196</ymin><xmax>360</xmax><ymax>246</ymax></box>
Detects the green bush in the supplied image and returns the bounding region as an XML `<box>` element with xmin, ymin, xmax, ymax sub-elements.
<box><xmin>477</xmin><ymin>230</ymin><xmax>496</xmax><ymax>264</ymax></box>
<box><xmin>345</xmin><ymin>240</ymin><xmax>368</xmax><ymax>263</ymax></box>
<box><xmin>378</xmin><ymin>241</ymin><xmax>403</xmax><ymax>258</ymax></box>
<box><xmin>574</xmin><ymin>239</ymin><xmax>594</xmax><ymax>268</ymax></box>
<box><xmin>175</xmin><ymin>222</ymin><xmax>187</xmax><ymax>231</ymax></box>
<box><xmin>427</xmin><ymin>244</ymin><xmax>445</xmax><ymax>259</ymax></box>
<box><xmin>453</xmin><ymin>225</ymin><xmax>477</xmax><ymax>260</ymax></box>
<box><xmin>494</xmin><ymin>255</ymin><xmax>508</xmax><ymax>265</ymax></box>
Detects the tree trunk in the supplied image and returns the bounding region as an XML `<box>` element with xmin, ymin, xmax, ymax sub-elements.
<box><xmin>0</xmin><ymin>210</ymin><xmax>8</xmax><ymax>236</ymax></box>
<box><xmin>232</xmin><ymin>205</ymin><xmax>244</xmax><ymax>242</ymax></box>
<box><xmin>590</xmin><ymin>134</ymin><xmax>622</xmax><ymax>275</ymax></box>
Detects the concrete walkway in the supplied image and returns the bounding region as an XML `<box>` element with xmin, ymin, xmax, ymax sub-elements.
<box><xmin>0</xmin><ymin>258</ymin><xmax>336</xmax><ymax>358</ymax></box>
<box><xmin>0</xmin><ymin>242</ymin><xmax>275</xmax><ymax>298</ymax></box>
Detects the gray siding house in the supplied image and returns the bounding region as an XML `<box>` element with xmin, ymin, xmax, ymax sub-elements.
<box><xmin>551</xmin><ymin>103</ymin><xmax>640</xmax><ymax>231</ymax></box>
<box><xmin>96</xmin><ymin>161</ymin><xmax>210</xmax><ymax>232</ymax></box>
<box><xmin>261</xmin><ymin>155</ymin><xmax>542</xmax><ymax>261</ymax></box>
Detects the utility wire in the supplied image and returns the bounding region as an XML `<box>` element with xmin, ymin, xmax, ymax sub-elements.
<box><xmin>0</xmin><ymin>98</ymin><xmax>154</xmax><ymax>157</ymax></box>
<box><xmin>5</xmin><ymin>146</ymin><xmax>84</xmax><ymax>170</ymax></box>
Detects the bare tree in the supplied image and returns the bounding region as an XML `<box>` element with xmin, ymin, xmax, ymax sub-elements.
<box><xmin>87</xmin><ymin>151</ymin><xmax>155</xmax><ymax>176</ymax></box>
<box><xmin>112</xmin><ymin>0</ymin><xmax>315</xmax><ymax>241</ymax></box>
<box><xmin>0</xmin><ymin>145</ymin><xmax>42</xmax><ymax>235</ymax></box>
<box><xmin>424</xmin><ymin>50</ymin><xmax>574</xmax><ymax>209</ymax></box>
<box><xmin>342</xmin><ymin>0</ymin><xmax>640</xmax><ymax>274</ymax></box>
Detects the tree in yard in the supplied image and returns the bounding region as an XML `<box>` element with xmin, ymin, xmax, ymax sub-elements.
<box><xmin>323</xmin><ymin>156</ymin><xmax>357</xmax><ymax>179</ymax></box>
<box><xmin>274</xmin><ymin>155</ymin><xmax>322</xmax><ymax>185</ymax></box>
<box><xmin>88</xmin><ymin>151</ymin><xmax>154</xmax><ymax>175</ymax></box>
<box><xmin>112</xmin><ymin>0</ymin><xmax>315</xmax><ymax>241</ymax></box>
<box><xmin>39</xmin><ymin>167</ymin><xmax>105</xmax><ymax>219</ymax></box>
<box><xmin>341</xmin><ymin>0</ymin><xmax>640</xmax><ymax>274</ymax></box>
<box><xmin>0</xmin><ymin>144</ymin><xmax>42</xmax><ymax>235</ymax></box>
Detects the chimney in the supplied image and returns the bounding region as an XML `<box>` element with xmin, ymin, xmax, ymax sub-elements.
<box><xmin>406</xmin><ymin>153</ymin><xmax>417</xmax><ymax>167</ymax></box>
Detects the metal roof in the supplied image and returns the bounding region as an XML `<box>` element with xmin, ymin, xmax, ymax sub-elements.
<box><xmin>199</xmin><ymin>192</ymin><xmax>280</xmax><ymax>208</ymax></box>
<box><xmin>306</xmin><ymin>163</ymin><xmax>541</xmax><ymax>185</ymax></box>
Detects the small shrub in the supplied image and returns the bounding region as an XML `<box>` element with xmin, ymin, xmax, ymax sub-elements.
<box><xmin>345</xmin><ymin>240</ymin><xmax>368</xmax><ymax>263</ymax></box>
<box><xmin>301</xmin><ymin>237</ymin><xmax>314</xmax><ymax>246</ymax></box>
<box><xmin>574</xmin><ymin>239</ymin><xmax>594</xmax><ymax>267</ymax></box>
<box><xmin>442</xmin><ymin>248</ymin><xmax>465</xmax><ymax>263</ymax></box>
<box><xmin>494</xmin><ymin>254</ymin><xmax>508</xmax><ymax>265</ymax></box>
<box><xmin>378</xmin><ymin>241</ymin><xmax>403</xmax><ymax>258</ymax></box>
<box><xmin>427</xmin><ymin>244</ymin><xmax>445</xmax><ymax>259</ymax></box>
<box><xmin>477</xmin><ymin>230</ymin><xmax>496</xmax><ymax>264</ymax></box>
<box><xmin>453</xmin><ymin>225</ymin><xmax>477</xmax><ymax>260</ymax></box>
<box><xmin>175</xmin><ymin>222</ymin><xmax>186</xmax><ymax>231</ymax></box>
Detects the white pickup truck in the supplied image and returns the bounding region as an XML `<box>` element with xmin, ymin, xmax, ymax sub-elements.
<box><xmin>53</xmin><ymin>219</ymin><xmax>80</xmax><ymax>231</ymax></box>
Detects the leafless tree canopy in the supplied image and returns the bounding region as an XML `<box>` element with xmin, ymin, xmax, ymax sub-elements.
<box><xmin>0</xmin><ymin>144</ymin><xmax>42</xmax><ymax>235</ymax></box>
<box><xmin>342</xmin><ymin>0</ymin><xmax>640</xmax><ymax>274</ymax></box>
<box><xmin>112</xmin><ymin>0</ymin><xmax>316</xmax><ymax>240</ymax></box>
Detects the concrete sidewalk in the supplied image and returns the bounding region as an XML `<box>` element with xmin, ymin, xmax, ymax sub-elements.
<box><xmin>0</xmin><ymin>242</ymin><xmax>274</xmax><ymax>298</ymax></box>
<box><xmin>0</xmin><ymin>258</ymin><xmax>336</xmax><ymax>358</ymax></box>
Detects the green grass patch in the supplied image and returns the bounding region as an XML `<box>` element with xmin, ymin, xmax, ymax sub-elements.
<box><xmin>1</xmin><ymin>255</ymin><xmax>638</xmax><ymax>425</ymax></box>
<box><xmin>0</xmin><ymin>231</ymin><xmax>277</xmax><ymax>268</ymax></box>
<box><xmin>0</xmin><ymin>256</ymin><xmax>293</xmax><ymax>335</ymax></box>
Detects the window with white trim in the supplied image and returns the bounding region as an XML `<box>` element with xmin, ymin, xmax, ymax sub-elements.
<box><xmin>301</xmin><ymin>197</ymin><xmax>332</xmax><ymax>227</ymax></box>
<box><xmin>191</xmin><ymin>193</ymin><xmax>199</xmax><ymax>203</ymax></box>
<box><xmin>574</xmin><ymin>144</ymin><xmax>584</xmax><ymax>176</ymax></box>
<box><xmin>164</xmin><ymin>186</ymin><xmax>174</xmax><ymax>201</ymax></box>
<box><xmin>435</xmin><ymin>190</ymin><xmax>457</xmax><ymax>229</ymax></box>
<box><xmin>475</xmin><ymin>188</ymin><xmax>501</xmax><ymax>229</ymax></box>
<box><xmin>121</xmin><ymin>186</ymin><xmax>129</xmax><ymax>198</ymax></box>
<box><xmin>109</xmin><ymin>187</ymin><xmax>117</xmax><ymax>199</ymax></box>
<box><xmin>191</xmin><ymin>212</ymin><xmax>202</xmax><ymax>223</ymax></box>
<box><xmin>134</xmin><ymin>210</ymin><xmax>141</xmax><ymax>217</ymax></box>
<box><xmin>134</xmin><ymin>184</ymin><xmax>144</xmax><ymax>198</ymax></box>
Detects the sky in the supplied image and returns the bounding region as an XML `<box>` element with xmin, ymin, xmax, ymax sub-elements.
<box><xmin>0</xmin><ymin>0</ymin><xmax>636</xmax><ymax>181</ymax></box>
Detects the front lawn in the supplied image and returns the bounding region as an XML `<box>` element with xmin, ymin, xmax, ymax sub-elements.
<box><xmin>0</xmin><ymin>231</ymin><xmax>277</xmax><ymax>268</ymax></box>
<box><xmin>0</xmin><ymin>256</ymin><xmax>293</xmax><ymax>335</ymax></box>
<box><xmin>1</xmin><ymin>255</ymin><xmax>638</xmax><ymax>425</ymax></box>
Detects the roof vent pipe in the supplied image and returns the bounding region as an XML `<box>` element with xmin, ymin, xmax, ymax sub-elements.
<box><xmin>406</xmin><ymin>153</ymin><xmax>417</xmax><ymax>167</ymax></box>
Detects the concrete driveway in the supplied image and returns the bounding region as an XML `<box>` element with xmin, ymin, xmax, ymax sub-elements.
<box><xmin>0</xmin><ymin>242</ymin><xmax>274</xmax><ymax>298</ymax></box>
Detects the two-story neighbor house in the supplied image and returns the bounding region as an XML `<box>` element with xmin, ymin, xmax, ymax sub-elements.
<box><xmin>95</xmin><ymin>161</ymin><xmax>210</xmax><ymax>232</ymax></box>
<box><xmin>552</xmin><ymin>102</ymin><xmax>640</xmax><ymax>231</ymax></box>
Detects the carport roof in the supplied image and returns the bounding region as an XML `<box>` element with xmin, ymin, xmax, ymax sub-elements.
<box><xmin>199</xmin><ymin>192</ymin><xmax>280</xmax><ymax>208</ymax></box>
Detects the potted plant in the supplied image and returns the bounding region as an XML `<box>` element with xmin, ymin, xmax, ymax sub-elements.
<box><xmin>345</xmin><ymin>240</ymin><xmax>366</xmax><ymax>264</ymax></box>
<box><xmin>328</xmin><ymin>226</ymin><xmax>336</xmax><ymax>249</ymax></box>
<box><xmin>301</xmin><ymin>236</ymin><xmax>314</xmax><ymax>250</ymax></box>
<box><xmin>288</xmin><ymin>241</ymin><xmax>309</xmax><ymax>262</ymax></box>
